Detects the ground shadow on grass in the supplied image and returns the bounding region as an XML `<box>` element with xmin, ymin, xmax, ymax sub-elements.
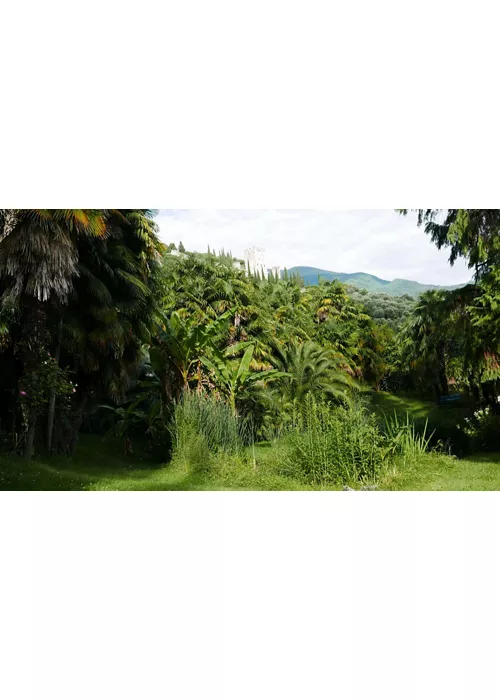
<box><xmin>0</xmin><ymin>433</ymin><xmax>247</xmax><ymax>491</ymax></box>
<box><xmin>369</xmin><ymin>391</ymin><xmax>473</xmax><ymax>456</ymax></box>
<box><xmin>0</xmin><ymin>434</ymin><xmax>166</xmax><ymax>491</ymax></box>
<box><xmin>0</xmin><ymin>456</ymin><xmax>92</xmax><ymax>491</ymax></box>
<box><xmin>369</xmin><ymin>391</ymin><xmax>437</xmax><ymax>420</ymax></box>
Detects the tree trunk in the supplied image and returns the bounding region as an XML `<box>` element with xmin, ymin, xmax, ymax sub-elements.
<box><xmin>24</xmin><ymin>407</ymin><xmax>38</xmax><ymax>460</ymax></box>
<box><xmin>11</xmin><ymin>407</ymin><xmax>17</xmax><ymax>451</ymax></box>
<box><xmin>470</xmin><ymin>381</ymin><xmax>480</xmax><ymax>407</ymax></box>
<box><xmin>437</xmin><ymin>341</ymin><xmax>448</xmax><ymax>396</ymax></box>
<box><xmin>434</xmin><ymin>383</ymin><xmax>441</xmax><ymax>403</ymax></box>
<box><xmin>47</xmin><ymin>316</ymin><xmax>63</xmax><ymax>453</ymax></box>
<box><xmin>230</xmin><ymin>392</ymin><xmax>237</xmax><ymax>417</ymax></box>
<box><xmin>439</xmin><ymin>371</ymin><xmax>449</xmax><ymax>397</ymax></box>
<box><xmin>20</xmin><ymin>302</ymin><xmax>47</xmax><ymax>460</ymax></box>
<box><xmin>54</xmin><ymin>408</ymin><xmax>81</xmax><ymax>456</ymax></box>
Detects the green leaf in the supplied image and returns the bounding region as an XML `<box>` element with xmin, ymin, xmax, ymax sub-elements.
<box><xmin>149</xmin><ymin>347</ymin><xmax>165</xmax><ymax>373</ymax></box>
<box><xmin>201</xmin><ymin>355</ymin><xmax>230</xmax><ymax>387</ymax></box>
<box><xmin>237</xmin><ymin>345</ymin><xmax>255</xmax><ymax>383</ymax></box>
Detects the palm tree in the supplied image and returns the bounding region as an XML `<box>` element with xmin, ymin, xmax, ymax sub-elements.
<box><xmin>163</xmin><ymin>250</ymin><xmax>250</xmax><ymax>321</ymax></box>
<box><xmin>398</xmin><ymin>290</ymin><xmax>452</xmax><ymax>398</ymax></box>
<box><xmin>0</xmin><ymin>209</ymin><xmax>108</xmax><ymax>457</ymax></box>
<box><xmin>312</xmin><ymin>280</ymin><xmax>364</xmax><ymax>324</ymax></box>
<box><xmin>0</xmin><ymin>209</ymin><xmax>107</xmax><ymax>303</ymax></box>
<box><xmin>56</xmin><ymin>210</ymin><xmax>165</xmax><ymax>452</ymax></box>
<box><xmin>256</xmin><ymin>277</ymin><xmax>313</xmax><ymax>342</ymax></box>
<box><xmin>0</xmin><ymin>209</ymin><xmax>165</xmax><ymax>457</ymax></box>
<box><xmin>270</xmin><ymin>340</ymin><xmax>355</xmax><ymax>404</ymax></box>
<box><xmin>444</xmin><ymin>285</ymin><xmax>500</xmax><ymax>404</ymax></box>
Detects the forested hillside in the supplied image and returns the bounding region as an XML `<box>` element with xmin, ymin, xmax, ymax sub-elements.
<box><xmin>287</xmin><ymin>266</ymin><xmax>465</xmax><ymax>296</ymax></box>
<box><xmin>347</xmin><ymin>287</ymin><xmax>415</xmax><ymax>331</ymax></box>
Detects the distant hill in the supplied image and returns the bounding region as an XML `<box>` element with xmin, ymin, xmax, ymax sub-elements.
<box><xmin>285</xmin><ymin>266</ymin><xmax>464</xmax><ymax>297</ymax></box>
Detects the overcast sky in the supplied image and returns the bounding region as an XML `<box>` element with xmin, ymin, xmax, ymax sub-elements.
<box><xmin>156</xmin><ymin>210</ymin><xmax>472</xmax><ymax>286</ymax></box>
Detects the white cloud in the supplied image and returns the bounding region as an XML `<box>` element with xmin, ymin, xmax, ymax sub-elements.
<box><xmin>155</xmin><ymin>210</ymin><xmax>472</xmax><ymax>286</ymax></box>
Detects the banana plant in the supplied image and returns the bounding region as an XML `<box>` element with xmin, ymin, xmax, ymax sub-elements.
<box><xmin>201</xmin><ymin>343</ymin><xmax>288</xmax><ymax>415</ymax></box>
<box><xmin>150</xmin><ymin>309</ymin><xmax>234</xmax><ymax>399</ymax></box>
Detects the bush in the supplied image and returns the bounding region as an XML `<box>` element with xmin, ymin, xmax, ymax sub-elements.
<box><xmin>274</xmin><ymin>396</ymin><xmax>386</xmax><ymax>486</ymax></box>
<box><xmin>462</xmin><ymin>407</ymin><xmax>500</xmax><ymax>452</ymax></box>
<box><xmin>168</xmin><ymin>392</ymin><xmax>435</xmax><ymax>488</ymax></box>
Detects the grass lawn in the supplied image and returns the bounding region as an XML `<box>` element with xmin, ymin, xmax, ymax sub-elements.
<box><xmin>0</xmin><ymin>394</ymin><xmax>495</xmax><ymax>491</ymax></box>
<box><xmin>369</xmin><ymin>391</ymin><xmax>438</xmax><ymax>420</ymax></box>
<box><xmin>0</xmin><ymin>435</ymin><xmax>224</xmax><ymax>491</ymax></box>
<box><xmin>369</xmin><ymin>390</ymin><xmax>473</xmax><ymax>456</ymax></box>
<box><xmin>1</xmin><ymin>431</ymin><xmax>500</xmax><ymax>491</ymax></box>
<box><xmin>381</xmin><ymin>452</ymin><xmax>500</xmax><ymax>491</ymax></box>
<box><xmin>369</xmin><ymin>390</ymin><xmax>472</xmax><ymax>424</ymax></box>
<box><xmin>0</xmin><ymin>434</ymin><xmax>310</xmax><ymax>491</ymax></box>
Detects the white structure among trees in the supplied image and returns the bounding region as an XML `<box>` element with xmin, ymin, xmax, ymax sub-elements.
<box><xmin>244</xmin><ymin>247</ymin><xmax>267</xmax><ymax>277</ymax></box>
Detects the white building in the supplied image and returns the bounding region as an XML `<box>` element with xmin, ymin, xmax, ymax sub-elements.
<box><xmin>244</xmin><ymin>246</ymin><xmax>267</xmax><ymax>277</ymax></box>
<box><xmin>270</xmin><ymin>265</ymin><xmax>281</xmax><ymax>279</ymax></box>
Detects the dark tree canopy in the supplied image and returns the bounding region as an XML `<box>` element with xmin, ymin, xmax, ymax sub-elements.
<box><xmin>398</xmin><ymin>209</ymin><xmax>500</xmax><ymax>277</ymax></box>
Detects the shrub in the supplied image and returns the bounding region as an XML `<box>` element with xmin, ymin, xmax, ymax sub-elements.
<box><xmin>275</xmin><ymin>396</ymin><xmax>386</xmax><ymax>486</ymax></box>
<box><xmin>462</xmin><ymin>407</ymin><xmax>500</xmax><ymax>452</ymax></box>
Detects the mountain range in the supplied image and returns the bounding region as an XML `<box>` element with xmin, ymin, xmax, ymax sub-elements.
<box><xmin>285</xmin><ymin>267</ymin><xmax>465</xmax><ymax>297</ymax></box>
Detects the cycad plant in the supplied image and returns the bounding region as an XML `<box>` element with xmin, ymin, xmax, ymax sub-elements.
<box><xmin>270</xmin><ymin>340</ymin><xmax>355</xmax><ymax>404</ymax></box>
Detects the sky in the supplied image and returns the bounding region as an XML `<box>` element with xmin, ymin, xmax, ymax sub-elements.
<box><xmin>155</xmin><ymin>210</ymin><xmax>472</xmax><ymax>286</ymax></box>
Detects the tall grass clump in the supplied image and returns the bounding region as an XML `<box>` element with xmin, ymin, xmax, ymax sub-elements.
<box><xmin>277</xmin><ymin>395</ymin><xmax>385</xmax><ymax>486</ymax></box>
<box><xmin>382</xmin><ymin>411</ymin><xmax>434</xmax><ymax>464</ymax></box>
<box><xmin>169</xmin><ymin>391</ymin><xmax>251</xmax><ymax>473</ymax></box>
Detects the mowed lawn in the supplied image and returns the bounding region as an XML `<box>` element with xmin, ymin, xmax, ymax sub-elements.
<box><xmin>369</xmin><ymin>391</ymin><xmax>500</xmax><ymax>489</ymax></box>
<box><xmin>0</xmin><ymin>435</ymin><xmax>223</xmax><ymax>491</ymax></box>
<box><xmin>1</xmin><ymin>432</ymin><xmax>500</xmax><ymax>491</ymax></box>
<box><xmin>381</xmin><ymin>452</ymin><xmax>500</xmax><ymax>491</ymax></box>
<box><xmin>369</xmin><ymin>390</ymin><xmax>472</xmax><ymax>433</ymax></box>
<box><xmin>0</xmin><ymin>435</ymin><xmax>308</xmax><ymax>491</ymax></box>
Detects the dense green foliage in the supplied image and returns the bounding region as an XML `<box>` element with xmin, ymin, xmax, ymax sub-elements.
<box><xmin>396</xmin><ymin>210</ymin><xmax>500</xmax><ymax>407</ymax></box>
<box><xmin>0</xmin><ymin>208</ymin><xmax>499</xmax><ymax>489</ymax></box>
<box><xmin>348</xmin><ymin>287</ymin><xmax>415</xmax><ymax>331</ymax></box>
<box><xmin>0</xmin><ymin>209</ymin><xmax>164</xmax><ymax>458</ymax></box>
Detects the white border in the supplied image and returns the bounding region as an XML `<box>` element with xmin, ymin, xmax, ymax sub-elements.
<box><xmin>1</xmin><ymin>0</ymin><xmax>499</xmax><ymax>697</ymax></box>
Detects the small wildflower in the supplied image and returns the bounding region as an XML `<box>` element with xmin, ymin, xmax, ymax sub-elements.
<box><xmin>20</xmin><ymin>390</ymin><xmax>27</xmax><ymax>397</ymax></box>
